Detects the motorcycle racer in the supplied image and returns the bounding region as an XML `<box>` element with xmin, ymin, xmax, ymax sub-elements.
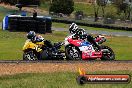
<box><xmin>69</xmin><ymin>23</ymin><xmax>100</xmax><ymax>50</ymax></box>
<box><xmin>23</xmin><ymin>31</ymin><xmax>65</xmax><ymax>60</ymax></box>
<box><xmin>27</xmin><ymin>31</ymin><xmax>44</xmax><ymax>43</ymax></box>
<box><xmin>26</xmin><ymin>31</ymin><xmax>63</xmax><ymax>57</ymax></box>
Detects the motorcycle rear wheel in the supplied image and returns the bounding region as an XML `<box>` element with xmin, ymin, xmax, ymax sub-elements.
<box><xmin>100</xmin><ymin>45</ymin><xmax>115</xmax><ymax>60</ymax></box>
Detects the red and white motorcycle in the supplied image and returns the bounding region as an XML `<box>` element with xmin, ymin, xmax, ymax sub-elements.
<box><xmin>64</xmin><ymin>35</ymin><xmax>115</xmax><ymax>60</ymax></box>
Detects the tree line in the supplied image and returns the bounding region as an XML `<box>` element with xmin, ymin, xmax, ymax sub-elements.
<box><xmin>0</xmin><ymin>0</ymin><xmax>40</xmax><ymax>5</ymax></box>
<box><xmin>0</xmin><ymin>0</ymin><xmax>132</xmax><ymax>21</ymax></box>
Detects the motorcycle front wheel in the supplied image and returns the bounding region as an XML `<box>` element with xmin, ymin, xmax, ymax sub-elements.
<box><xmin>100</xmin><ymin>45</ymin><xmax>115</xmax><ymax>60</ymax></box>
<box><xmin>65</xmin><ymin>45</ymin><xmax>82</xmax><ymax>60</ymax></box>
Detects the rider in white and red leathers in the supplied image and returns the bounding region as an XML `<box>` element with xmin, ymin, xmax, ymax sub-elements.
<box><xmin>69</xmin><ymin>23</ymin><xmax>100</xmax><ymax>50</ymax></box>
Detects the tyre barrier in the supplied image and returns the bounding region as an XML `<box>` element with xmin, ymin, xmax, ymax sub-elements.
<box><xmin>52</xmin><ymin>18</ymin><xmax>132</xmax><ymax>31</ymax></box>
<box><xmin>2</xmin><ymin>15</ymin><xmax>52</xmax><ymax>34</ymax></box>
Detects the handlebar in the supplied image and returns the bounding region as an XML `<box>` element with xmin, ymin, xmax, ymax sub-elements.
<box><xmin>95</xmin><ymin>35</ymin><xmax>106</xmax><ymax>44</ymax></box>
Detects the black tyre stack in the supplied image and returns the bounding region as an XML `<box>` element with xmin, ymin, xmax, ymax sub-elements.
<box><xmin>8</xmin><ymin>17</ymin><xmax>18</xmax><ymax>31</ymax></box>
<box><xmin>8</xmin><ymin>16</ymin><xmax>52</xmax><ymax>34</ymax></box>
<box><xmin>45</xmin><ymin>17</ymin><xmax>52</xmax><ymax>33</ymax></box>
<box><xmin>37</xmin><ymin>17</ymin><xmax>46</xmax><ymax>34</ymax></box>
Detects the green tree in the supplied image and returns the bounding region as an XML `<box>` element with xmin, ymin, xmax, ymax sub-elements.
<box><xmin>113</xmin><ymin>0</ymin><xmax>132</xmax><ymax>20</ymax></box>
<box><xmin>49</xmin><ymin>0</ymin><xmax>74</xmax><ymax>15</ymax></box>
<box><xmin>93</xmin><ymin>0</ymin><xmax>108</xmax><ymax>22</ymax></box>
<box><xmin>97</xmin><ymin>0</ymin><xmax>108</xmax><ymax>17</ymax></box>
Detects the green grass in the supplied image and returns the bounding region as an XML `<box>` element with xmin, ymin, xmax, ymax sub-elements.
<box><xmin>39</xmin><ymin>2</ymin><xmax>50</xmax><ymax>11</ymax></box>
<box><xmin>0</xmin><ymin>31</ymin><xmax>26</xmax><ymax>60</ymax></box>
<box><xmin>74</xmin><ymin>3</ymin><xmax>95</xmax><ymax>16</ymax></box>
<box><xmin>0</xmin><ymin>28</ymin><xmax>132</xmax><ymax>60</ymax></box>
<box><xmin>104</xmin><ymin>36</ymin><xmax>132</xmax><ymax>60</ymax></box>
<box><xmin>0</xmin><ymin>71</ymin><xmax>131</xmax><ymax>88</ymax></box>
<box><xmin>39</xmin><ymin>2</ymin><xmax>117</xmax><ymax>17</ymax></box>
<box><xmin>52</xmin><ymin>22</ymin><xmax>69</xmax><ymax>28</ymax></box>
<box><xmin>75</xmin><ymin>3</ymin><xmax>117</xmax><ymax>16</ymax></box>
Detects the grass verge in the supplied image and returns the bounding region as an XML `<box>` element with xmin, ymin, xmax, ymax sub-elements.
<box><xmin>0</xmin><ymin>71</ymin><xmax>131</xmax><ymax>88</ymax></box>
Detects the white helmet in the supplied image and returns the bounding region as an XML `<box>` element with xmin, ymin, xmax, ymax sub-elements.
<box><xmin>69</xmin><ymin>23</ymin><xmax>79</xmax><ymax>34</ymax></box>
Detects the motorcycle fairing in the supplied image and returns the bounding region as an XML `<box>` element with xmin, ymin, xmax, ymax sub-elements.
<box><xmin>67</xmin><ymin>38</ymin><xmax>83</xmax><ymax>47</ymax></box>
<box><xmin>82</xmin><ymin>51</ymin><xmax>102</xmax><ymax>60</ymax></box>
<box><xmin>79</xmin><ymin>41</ymin><xmax>102</xmax><ymax>59</ymax></box>
<box><xmin>67</xmin><ymin>37</ymin><xmax>103</xmax><ymax>60</ymax></box>
<box><xmin>79</xmin><ymin>41</ymin><xmax>94</xmax><ymax>51</ymax></box>
<box><xmin>22</xmin><ymin>40</ymin><xmax>42</xmax><ymax>52</ymax></box>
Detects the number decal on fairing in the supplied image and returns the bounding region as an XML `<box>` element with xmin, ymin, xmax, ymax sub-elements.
<box><xmin>79</xmin><ymin>45</ymin><xmax>93</xmax><ymax>51</ymax></box>
<box><xmin>87</xmin><ymin>46</ymin><xmax>92</xmax><ymax>50</ymax></box>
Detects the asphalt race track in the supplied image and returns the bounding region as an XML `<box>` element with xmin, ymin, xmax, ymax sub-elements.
<box><xmin>0</xmin><ymin>22</ymin><xmax>132</xmax><ymax>37</ymax></box>
<box><xmin>52</xmin><ymin>27</ymin><xmax>132</xmax><ymax>37</ymax></box>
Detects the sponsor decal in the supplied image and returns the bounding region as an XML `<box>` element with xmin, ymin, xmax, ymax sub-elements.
<box><xmin>77</xmin><ymin>68</ymin><xmax>130</xmax><ymax>85</ymax></box>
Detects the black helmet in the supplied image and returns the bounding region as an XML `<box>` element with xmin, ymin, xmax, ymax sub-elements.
<box><xmin>76</xmin><ymin>28</ymin><xmax>86</xmax><ymax>35</ymax></box>
<box><xmin>76</xmin><ymin>28</ymin><xmax>87</xmax><ymax>39</ymax></box>
<box><xmin>69</xmin><ymin>23</ymin><xmax>79</xmax><ymax>34</ymax></box>
<box><xmin>27</xmin><ymin>31</ymin><xmax>36</xmax><ymax>39</ymax></box>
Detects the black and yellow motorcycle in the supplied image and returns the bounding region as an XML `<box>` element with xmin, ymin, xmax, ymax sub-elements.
<box><xmin>22</xmin><ymin>36</ymin><xmax>64</xmax><ymax>60</ymax></box>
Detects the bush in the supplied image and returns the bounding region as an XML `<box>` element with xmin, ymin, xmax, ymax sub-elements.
<box><xmin>49</xmin><ymin>0</ymin><xmax>74</xmax><ymax>15</ymax></box>
<box><xmin>103</xmin><ymin>12</ymin><xmax>116</xmax><ymax>24</ymax></box>
<box><xmin>75</xmin><ymin>11</ymin><xmax>84</xmax><ymax>20</ymax></box>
